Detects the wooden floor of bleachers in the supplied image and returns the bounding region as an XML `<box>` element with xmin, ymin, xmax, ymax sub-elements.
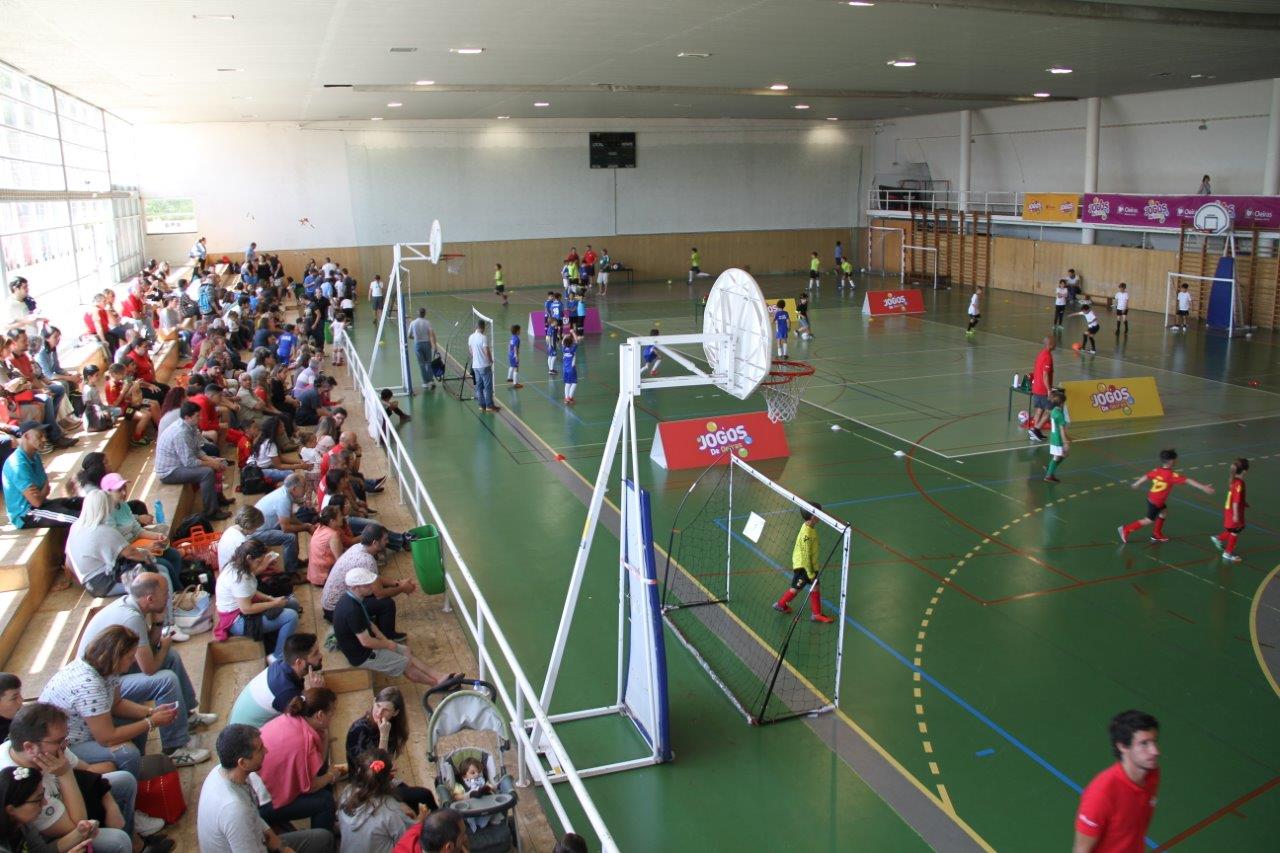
<box><xmin>0</xmin><ymin>316</ymin><xmax>558</xmax><ymax>851</ymax></box>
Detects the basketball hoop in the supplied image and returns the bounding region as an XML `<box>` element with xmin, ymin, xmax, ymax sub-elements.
<box><xmin>758</xmin><ymin>360</ymin><xmax>814</xmax><ymax>423</ymax></box>
<box><xmin>441</xmin><ymin>253</ymin><xmax>465</xmax><ymax>275</ymax></box>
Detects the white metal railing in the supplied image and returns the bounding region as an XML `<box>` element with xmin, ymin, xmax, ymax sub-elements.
<box><xmin>342</xmin><ymin>339</ymin><xmax>619</xmax><ymax>853</ymax></box>
<box><xmin>867</xmin><ymin>187</ymin><xmax>1023</xmax><ymax>217</ymax></box>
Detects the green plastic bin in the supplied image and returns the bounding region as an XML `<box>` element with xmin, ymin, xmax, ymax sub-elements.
<box><xmin>409</xmin><ymin>524</ymin><xmax>445</xmax><ymax>594</ymax></box>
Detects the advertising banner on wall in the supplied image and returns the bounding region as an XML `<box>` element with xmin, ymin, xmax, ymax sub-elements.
<box><xmin>1062</xmin><ymin>377</ymin><xmax>1164</xmax><ymax>423</ymax></box>
<box><xmin>862</xmin><ymin>290</ymin><xmax>926</xmax><ymax>317</ymax></box>
<box><xmin>650</xmin><ymin>412</ymin><xmax>789</xmax><ymax>470</ymax></box>
<box><xmin>1080</xmin><ymin>194</ymin><xmax>1280</xmax><ymax>231</ymax></box>
<box><xmin>1022</xmin><ymin>193</ymin><xmax>1080</xmax><ymax>222</ymax></box>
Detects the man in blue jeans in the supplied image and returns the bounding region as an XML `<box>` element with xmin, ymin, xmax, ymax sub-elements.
<box><xmin>407</xmin><ymin>308</ymin><xmax>437</xmax><ymax>389</ymax></box>
<box><xmin>467</xmin><ymin>318</ymin><xmax>498</xmax><ymax>413</ymax></box>
<box><xmin>252</xmin><ymin>473</ymin><xmax>315</xmax><ymax>573</ymax></box>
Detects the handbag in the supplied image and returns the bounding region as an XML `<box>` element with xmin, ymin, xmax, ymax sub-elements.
<box><xmin>136</xmin><ymin>762</ymin><xmax>187</xmax><ymax>823</ymax></box>
<box><xmin>172</xmin><ymin>585</ymin><xmax>212</xmax><ymax>633</ymax></box>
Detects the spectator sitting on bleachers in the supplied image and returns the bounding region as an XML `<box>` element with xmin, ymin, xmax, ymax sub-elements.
<box><xmin>0</xmin><ymin>704</ymin><xmax>147</xmax><ymax>853</ymax></box>
<box><xmin>393</xmin><ymin>805</ymin><xmax>467</xmax><ymax>853</ymax></box>
<box><xmin>66</xmin><ymin>490</ymin><xmax>160</xmax><ymax>598</ymax></box>
<box><xmin>218</xmin><ymin>504</ymin><xmax>261</xmax><ymax>570</ymax></box>
<box><xmin>154</xmin><ymin>401</ymin><xmax>233</xmax><ymax>521</ymax></box>
<box><xmin>0</xmin><ymin>674</ymin><xmax>20</xmax><ymax>744</ymax></box>
<box><xmin>33</xmin><ymin>327</ymin><xmax>82</xmax><ymax>424</ymax></box>
<box><xmin>38</xmin><ymin>626</ymin><xmax>178</xmax><ymax>780</ymax></box>
<box><xmin>214</xmin><ymin>539</ymin><xmax>301</xmax><ymax>662</ymax></box>
<box><xmin>100</xmin><ymin>473</ymin><xmax>184</xmax><ymax>630</ymax></box>
<box><xmin>249</xmin><ymin>417</ymin><xmax>308</xmax><ymax>486</ymax></box>
<box><xmin>198</xmin><ymin>723</ymin><xmax>334</xmax><ymax>853</ymax></box>
<box><xmin>338</xmin><ymin>748</ymin><xmax>418</xmax><ymax>853</ymax></box>
<box><xmin>122</xmin><ymin>338</ymin><xmax>168</xmax><ymax>404</ymax></box>
<box><xmin>2</xmin><ymin>421</ymin><xmax>82</xmax><ymax>528</ymax></box>
<box><xmin>320</xmin><ymin>468</ymin><xmax>411</xmax><ymax>554</ymax></box>
<box><xmin>5</xmin><ymin>329</ymin><xmax>72</xmax><ymax>430</ymax></box>
<box><xmin>320</xmin><ymin>526</ymin><xmax>412</xmax><ymax>639</ymax></box>
<box><xmin>155</xmin><ymin>387</ymin><xmax>186</xmax><ymax>438</ymax></box>
<box><xmin>253</xmin><ymin>473</ymin><xmax>314</xmax><ymax>575</ymax></box>
<box><xmin>308</xmin><ymin>506</ymin><xmax>348</xmax><ymax>586</ymax></box>
<box><xmin>333</xmin><ymin>566</ymin><xmax>448</xmax><ymax>687</ymax></box>
<box><xmin>103</xmin><ymin>363</ymin><xmax>158</xmax><ymax>446</ymax></box>
<box><xmin>228</xmin><ymin>632</ymin><xmax>324</xmax><ymax>729</ymax></box>
<box><xmin>344</xmin><ymin>686</ymin><xmax>436</xmax><ymax>813</ymax></box>
<box><xmin>0</xmin><ymin>340</ymin><xmax>77</xmax><ymax>451</ymax></box>
<box><xmin>236</xmin><ymin>372</ymin><xmax>266</xmax><ymax>423</ymax></box>
<box><xmin>257</xmin><ymin>688</ymin><xmax>342</xmax><ymax>833</ymax></box>
<box><xmin>75</xmin><ymin>572</ymin><xmax>214</xmax><ymax>766</ymax></box>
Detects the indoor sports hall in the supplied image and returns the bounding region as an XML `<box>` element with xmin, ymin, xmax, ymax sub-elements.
<box><xmin>1</xmin><ymin>2</ymin><xmax>1280</xmax><ymax>852</ymax></box>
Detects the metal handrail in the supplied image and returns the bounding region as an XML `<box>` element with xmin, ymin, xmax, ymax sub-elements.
<box><xmin>342</xmin><ymin>338</ymin><xmax>620</xmax><ymax>853</ymax></box>
<box><xmin>867</xmin><ymin>187</ymin><xmax>1024</xmax><ymax>217</ymax></box>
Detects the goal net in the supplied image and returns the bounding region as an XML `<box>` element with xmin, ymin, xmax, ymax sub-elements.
<box><xmin>901</xmin><ymin>243</ymin><xmax>939</xmax><ymax>289</ymax></box>
<box><xmin>867</xmin><ymin>225</ymin><xmax>905</xmax><ymax>277</ymax></box>
<box><xmin>1165</xmin><ymin>270</ymin><xmax>1247</xmax><ymax>335</ymax></box>
<box><xmin>437</xmin><ymin>306</ymin><xmax>495</xmax><ymax>401</ymax></box>
<box><xmin>660</xmin><ymin>456</ymin><xmax>851</xmax><ymax>725</ymax></box>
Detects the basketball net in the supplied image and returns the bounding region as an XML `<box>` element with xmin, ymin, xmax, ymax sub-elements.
<box><xmin>759</xmin><ymin>360</ymin><xmax>814</xmax><ymax>423</ymax></box>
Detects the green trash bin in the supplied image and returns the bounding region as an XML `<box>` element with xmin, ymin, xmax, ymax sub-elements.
<box><xmin>408</xmin><ymin>524</ymin><xmax>445</xmax><ymax>594</ymax></box>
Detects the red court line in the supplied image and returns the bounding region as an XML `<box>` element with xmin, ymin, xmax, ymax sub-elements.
<box><xmin>1154</xmin><ymin>775</ymin><xmax>1280</xmax><ymax>850</ymax></box>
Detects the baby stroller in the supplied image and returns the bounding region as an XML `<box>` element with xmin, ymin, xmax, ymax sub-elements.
<box><xmin>425</xmin><ymin>677</ymin><xmax>520</xmax><ymax>852</ymax></box>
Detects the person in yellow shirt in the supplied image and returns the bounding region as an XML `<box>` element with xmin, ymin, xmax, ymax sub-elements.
<box><xmin>688</xmin><ymin>248</ymin><xmax>701</xmax><ymax>284</ymax></box>
<box><xmin>839</xmin><ymin>258</ymin><xmax>854</xmax><ymax>290</ymax></box>
<box><xmin>808</xmin><ymin>251</ymin><xmax>821</xmax><ymax>290</ymax></box>
<box><xmin>773</xmin><ymin>504</ymin><xmax>834</xmax><ymax>623</ymax></box>
<box><xmin>494</xmin><ymin>263</ymin><xmax>508</xmax><ymax>306</ymax></box>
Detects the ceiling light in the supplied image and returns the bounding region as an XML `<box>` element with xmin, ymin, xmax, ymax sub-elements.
<box><xmin>216</xmin><ymin>68</ymin><xmax>243</xmax><ymax>72</ymax></box>
<box><xmin>826</xmin><ymin>116</ymin><xmax>839</xmax><ymax>121</ymax></box>
<box><xmin>497</xmin><ymin>115</ymin><xmax>510</xmax><ymax>119</ymax></box>
<box><xmin>1032</xmin><ymin>92</ymin><xmax>1051</xmax><ymax>98</ymax></box>
<box><xmin>1190</xmin><ymin>73</ymin><xmax>1204</xmax><ymax>79</ymax></box>
<box><xmin>387</xmin><ymin>102</ymin><xmax>402</xmax><ymax>108</ymax></box>
<box><xmin>794</xmin><ymin>104</ymin><xmax>810</xmax><ymax>110</ymax></box>
<box><xmin>370</xmin><ymin>117</ymin><xmax>383</xmax><ymax>121</ymax></box>
<box><xmin>770</xmin><ymin>83</ymin><xmax>789</xmax><ymax>91</ymax></box>
<box><xmin>534</xmin><ymin>101</ymin><xmax>550</xmax><ymax>107</ymax></box>
<box><xmin>1047</xmin><ymin>66</ymin><xmax>1073</xmax><ymax>74</ymax></box>
<box><xmin>193</xmin><ymin>14</ymin><xmax>235</xmax><ymax>21</ymax></box>
<box><xmin>450</xmin><ymin>47</ymin><xmax>484</xmax><ymax>55</ymax></box>
<box><xmin>414</xmin><ymin>80</ymin><xmax>435</xmax><ymax>87</ymax></box>
<box><xmin>888</xmin><ymin>59</ymin><xmax>917</xmax><ymax>68</ymax></box>
<box><xmin>389</xmin><ymin>47</ymin><xmax>417</xmax><ymax>53</ymax></box>
<box><xmin>846</xmin><ymin>1</ymin><xmax>875</xmax><ymax>6</ymax></box>
<box><xmin>677</xmin><ymin>52</ymin><xmax>711</xmax><ymax>58</ymax></box>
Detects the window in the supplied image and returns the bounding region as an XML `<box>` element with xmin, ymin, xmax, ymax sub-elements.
<box><xmin>0</xmin><ymin>60</ymin><xmax>142</xmax><ymax>342</ymax></box>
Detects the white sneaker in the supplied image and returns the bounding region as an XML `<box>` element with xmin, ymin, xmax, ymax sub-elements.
<box><xmin>188</xmin><ymin>710</ymin><xmax>218</xmax><ymax>728</ymax></box>
<box><xmin>165</xmin><ymin>627</ymin><xmax>191</xmax><ymax>643</ymax></box>
<box><xmin>167</xmin><ymin>746</ymin><xmax>210</xmax><ymax>767</ymax></box>
<box><xmin>135</xmin><ymin>811</ymin><xmax>166</xmax><ymax>836</ymax></box>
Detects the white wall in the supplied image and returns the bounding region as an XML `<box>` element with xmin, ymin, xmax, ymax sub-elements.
<box><xmin>137</xmin><ymin>119</ymin><xmax>868</xmax><ymax>252</ymax></box>
<box><xmin>873</xmin><ymin>78</ymin><xmax>1278</xmax><ymax>195</ymax></box>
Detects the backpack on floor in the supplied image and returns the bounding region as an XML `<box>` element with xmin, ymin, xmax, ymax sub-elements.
<box><xmin>239</xmin><ymin>463</ymin><xmax>269</xmax><ymax>495</ymax></box>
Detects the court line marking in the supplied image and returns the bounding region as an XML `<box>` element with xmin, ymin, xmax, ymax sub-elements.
<box><xmin>1249</xmin><ymin>563</ymin><xmax>1280</xmax><ymax>701</ymax></box>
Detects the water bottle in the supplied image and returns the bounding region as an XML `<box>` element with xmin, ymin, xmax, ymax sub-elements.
<box><xmin>153</xmin><ymin>501</ymin><xmax>165</xmax><ymax>524</ymax></box>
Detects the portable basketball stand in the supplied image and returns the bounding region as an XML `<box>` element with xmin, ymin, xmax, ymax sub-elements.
<box><xmin>369</xmin><ymin>219</ymin><xmax>444</xmax><ymax>397</ymax></box>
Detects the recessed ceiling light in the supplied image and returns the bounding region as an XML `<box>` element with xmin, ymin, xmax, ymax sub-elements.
<box><xmin>216</xmin><ymin>68</ymin><xmax>243</xmax><ymax>72</ymax></box>
<box><xmin>1047</xmin><ymin>66</ymin><xmax>1073</xmax><ymax>74</ymax></box>
<box><xmin>826</xmin><ymin>116</ymin><xmax>839</xmax><ymax>121</ymax></box>
<box><xmin>450</xmin><ymin>47</ymin><xmax>484</xmax><ymax>55</ymax></box>
<box><xmin>414</xmin><ymin>80</ymin><xmax>435</xmax><ymax>86</ymax></box>
<box><xmin>387</xmin><ymin>102</ymin><xmax>402</xmax><ymax>108</ymax></box>
<box><xmin>794</xmin><ymin>104</ymin><xmax>810</xmax><ymax>110</ymax></box>
<box><xmin>534</xmin><ymin>101</ymin><xmax>550</xmax><ymax>107</ymax></box>
<box><xmin>1190</xmin><ymin>73</ymin><xmax>1204</xmax><ymax>79</ymax></box>
<box><xmin>887</xmin><ymin>59</ymin><xmax>916</xmax><ymax>68</ymax></box>
<box><xmin>846</xmin><ymin>1</ymin><xmax>875</xmax><ymax>6</ymax></box>
<box><xmin>370</xmin><ymin>116</ymin><xmax>383</xmax><ymax>121</ymax></box>
<box><xmin>1032</xmin><ymin>92</ymin><xmax>1051</xmax><ymax>98</ymax></box>
<box><xmin>770</xmin><ymin>83</ymin><xmax>789</xmax><ymax>91</ymax></box>
<box><xmin>193</xmin><ymin>14</ymin><xmax>235</xmax><ymax>21</ymax></box>
<box><xmin>677</xmin><ymin>52</ymin><xmax>712</xmax><ymax>58</ymax></box>
<box><xmin>389</xmin><ymin>47</ymin><xmax>417</xmax><ymax>53</ymax></box>
<box><xmin>496</xmin><ymin>115</ymin><xmax>510</xmax><ymax>119</ymax></box>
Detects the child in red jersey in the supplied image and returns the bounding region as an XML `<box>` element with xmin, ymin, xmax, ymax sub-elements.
<box><xmin>1210</xmin><ymin>458</ymin><xmax>1248</xmax><ymax>563</ymax></box>
<box><xmin>1118</xmin><ymin>448</ymin><xmax>1214</xmax><ymax>543</ymax></box>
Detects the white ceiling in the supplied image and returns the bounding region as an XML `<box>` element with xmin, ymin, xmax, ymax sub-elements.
<box><xmin>3</xmin><ymin>0</ymin><xmax>1280</xmax><ymax>124</ymax></box>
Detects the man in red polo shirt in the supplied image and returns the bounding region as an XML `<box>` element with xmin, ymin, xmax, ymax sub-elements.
<box><xmin>1073</xmin><ymin>709</ymin><xmax>1160</xmax><ymax>853</ymax></box>
<box><xmin>125</xmin><ymin>338</ymin><xmax>169</xmax><ymax>402</ymax></box>
<box><xmin>1029</xmin><ymin>335</ymin><xmax>1055</xmax><ymax>442</ymax></box>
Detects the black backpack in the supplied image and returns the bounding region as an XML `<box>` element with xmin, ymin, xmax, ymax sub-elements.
<box><xmin>171</xmin><ymin>511</ymin><xmax>215</xmax><ymax>543</ymax></box>
<box><xmin>239</xmin><ymin>463</ymin><xmax>269</xmax><ymax>495</ymax></box>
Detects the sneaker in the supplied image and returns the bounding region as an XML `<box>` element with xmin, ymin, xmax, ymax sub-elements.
<box><xmin>1222</xmin><ymin>552</ymin><xmax>1242</xmax><ymax>563</ymax></box>
<box><xmin>1043</xmin><ymin>475</ymin><xmax>1060</xmax><ymax>483</ymax></box>
<box><xmin>165</xmin><ymin>627</ymin><xmax>190</xmax><ymax>643</ymax></box>
<box><xmin>130</xmin><ymin>436</ymin><xmax>153</xmax><ymax>447</ymax></box>
<box><xmin>188</xmin><ymin>711</ymin><xmax>218</xmax><ymax>728</ymax></box>
<box><xmin>135</xmin><ymin>812</ymin><xmax>166</xmax><ymax>837</ymax></box>
<box><xmin>1209</xmin><ymin>535</ymin><xmax>1225</xmax><ymax>552</ymax></box>
<box><xmin>385</xmin><ymin>630</ymin><xmax>409</xmax><ymax>642</ymax></box>
<box><xmin>810</xmin><ymin>613</ymin><xmax>835</xmax><ymax>624</ymax></box>
<box><xmin>1117</xmin><ymin>526</ymin><xmax>1129</xmax><ymax>544</ymax></box>
<box><xmin>1149</xmin><ymin>534</ymin><xmax>1170</xmax><ymax>543</ymax></box>
<box><xmin>143</xmin><ymin>835</ymin><xmax>176</xmax><ymax>853</ymax></box>
<box><xmin>513</xmin><ymin>383</ymin><xmax>524</xmax><ymax>389</ymax></box>
<box><xmin>1028</xmin><ymin>430</ymin><xmax>1044</xmax><ymax>443</ymax></box>
<box><xmin>772</xmin><ymin>602</ymin><xmax>792</xmax><ymax>614</ymax></box>
<box><xmin>53</xmin><ymin>437</ymin><xmax>78</xmax><ymax>449</ymax></box>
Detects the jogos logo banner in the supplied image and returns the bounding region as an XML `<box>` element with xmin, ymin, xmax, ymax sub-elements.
<box><xmin>1062</xmin><ymin>377</ymin><xmax>1164</xmax><ymax>422</ymax></box>
<box><xmin>862</xmin><ymin>290</ymin><xmax>925</xmax><ymax>316</ymax></box>
<box><xmin>650</xmin><ymin>412</ymin><xmax>790</xmax><ymax>470</ymax></box>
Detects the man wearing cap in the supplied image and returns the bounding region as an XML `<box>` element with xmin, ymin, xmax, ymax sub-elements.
<box><xmin>1</xmin><ymin>421</ymin><xmax>82</xmax><ymax>527</ymax></box>
<box><xmin>332</xmin><ymin>563</ymin><xmax>444</xmax><ymax>686</ymax></box>
<box><xmin>319</xmin><ymin>525</ymin><xmax>413</xmax><ymax>639</ymax></box>
<box><xmin>155</xmin><ymin>402</ymin><xmax>232</xmax><ymax>521</ymax></box>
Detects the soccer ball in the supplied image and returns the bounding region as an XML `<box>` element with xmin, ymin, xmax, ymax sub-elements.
<box><xmin>1072</xmin><ymin>342</ymin><xmax>1082</xmax><ymax>351</ymax></box>
<box><xmin>801</xmin><ymin>332</ymin><xmax>812</xmax><ymax>340</ymax></box>
<box><xmin>1017</xmin><ymin>410</ymin><xmax>1030</xmax><ymax>427</ymax></box>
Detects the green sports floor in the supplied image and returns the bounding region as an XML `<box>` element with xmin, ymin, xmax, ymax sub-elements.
<box><xmin>350</xmin><ymin>273</ymin><xmax>1280</xmax><ymax>851</ymax></box>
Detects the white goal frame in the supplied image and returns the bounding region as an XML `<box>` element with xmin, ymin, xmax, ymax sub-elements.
<box><xmin>867</xmin><ymin>225</ymin><xmax>906</xmax><ymax>277</ymax></box>
<box><xmin>901</xmin><ymin>243</ymin><xmax>940</xmax><ymax>290</ymax></box>
<box><xmin>1164</xmin><ymin>271</ymin><xmax>1243</xmax><ymax>336</ymax></box>
<box><xmin>369</xmin><ymin>241</ymin><xmax>434</xmax><ymax>397</ymax></box>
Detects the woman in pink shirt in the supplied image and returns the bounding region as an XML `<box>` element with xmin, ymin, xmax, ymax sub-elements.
<box><xmin>258</xmin><ymin>687</ymin><xmax>345</xmax><ymax>832</ymax></box>
<box><xmin>308</xmin><ymin>506</ymin><xmax>347</xmax><ymax>586</ymax></box>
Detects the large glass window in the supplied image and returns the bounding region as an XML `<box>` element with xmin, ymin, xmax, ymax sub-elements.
<box><xmin>0</xmin><ymin>59</ymin><xmax>141</xmax><ymax>340</ymax></box>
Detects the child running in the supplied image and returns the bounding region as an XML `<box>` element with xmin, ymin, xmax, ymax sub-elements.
<box><xmin>966</xmin><ymin>286</ymin><xmax>982</xmax><ymax>335</ymax></box>
<box><xmin>1069</xmin><ymin>300</ymin><xmax>1100</xmax><ymax>354</ymax></box>
<box><xmin>797</xmin><ymin>292</ymin><xmax>812</xmax><ymax>339</ymax></box>
<box><xmin>562</xmin><ymin>331</ymin><xmax>578</xmax><ymax>405</ymax></box>
<box><xmin>1174</xmin><ymin>282</ymin><xmax>1191</xmax><ymax>332</ymax></box>
<box><xmin>642</xmin><ymin>329</ymin><xmax>661</xmax><ymax>376</ymax></box>
<box><xmin>1114</xmin><ymin>282</ymin><xmax>1129</xmax><ymax>335</ymax></box>
<box><xmin>808</xmin><ymin>251</ymin><xmax>821</xmax><ymax>290</ymax></box>
<box><xmin>1118</xmin><ymin>448</ymin><xmax>1215</xmax><ymax>543</ymax></box>
<box><xmin>772</xmin><ymin>503</ymin><xmax>835</xmax><ymax>623</ymax></box>
<box><xmin>507</xmin><ymin>324</ymin><xmax>523</xmax><ymax>388</ymax></box>
<box><xmin>494</xmin><ymin>263</ymin><xmax>508</xmax><ymax>306</ymax></box>
<box><xmin>1210</xmin><ymin>458</ymin><xmax>1249</xmax><ymax>563</ymax></box>
<box><xmin>774</xmin><ymin>299</ymin><xmax>790</xmax><ymax>358</ymax></box>
<box><xmin>1044</xmin><ymin>388</ymin><xmax>1068</xmax><ymax>482</ymax></box>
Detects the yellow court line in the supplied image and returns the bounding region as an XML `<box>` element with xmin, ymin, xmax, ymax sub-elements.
<box><xmin>493</xmin><ymin>401</ymin><xmax>996</xmax><ymax>852</ymax></box>
<box><xmin>1249</xmin><ymin>563</ymin><xmax>1280</xmax><ymax>701</ymax></box>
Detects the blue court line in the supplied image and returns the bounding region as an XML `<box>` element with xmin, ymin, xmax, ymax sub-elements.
<box><xmin>975</xmin><ymin>748</ymin><xmax>995</xmax><ymax>758</ymax></box>
<box><xmin>710</xmin><ymin>517</ymin><xmax>1162</xmax><ymax>848</ymax></box>
<box><xmin>522</xmin><ymin>379</ymin><xmax>588</xmax><ymax>425</ymax></box>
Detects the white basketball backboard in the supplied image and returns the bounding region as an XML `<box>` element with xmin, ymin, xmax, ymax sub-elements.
<box><xmin>428</xmin><ymin>219</ymin><xmax>443</xmax><ymax>264</ymax></box>
<box><xmin>702</xmin><ymin>268</ymin><xmax>772</xmax><ymax>400</ymax></box>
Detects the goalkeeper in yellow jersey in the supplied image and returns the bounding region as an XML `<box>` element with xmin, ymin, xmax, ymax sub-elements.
<box><xmin>773</xmin><ymin>504</ymin><xmax>835</xmax><ymax>623</ymax></box>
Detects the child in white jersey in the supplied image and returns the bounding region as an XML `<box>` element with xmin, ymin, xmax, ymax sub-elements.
<box><xmin>1174</xmin><ymin>283</ymin><xmax>1192</xmax><ymax>332</ymax></box>
<box><xmin>1069</xmin><ymin>301</ymin><xmax>1100</xmax><ymax>354</ymax></box>
<box><xmin>1053</xmin><ymin>280</ymin><xmax>1068</xmax><ymax>328</ymax></box>
<box><xmin>1114</xmin><ymin>282</ymin><xmax>1130</xmax><ymax>335</ymax></box>
<box><xmin>965</xmin><ymin>287</ymin><xmax>982</xmax><ymax>335</ymax></box>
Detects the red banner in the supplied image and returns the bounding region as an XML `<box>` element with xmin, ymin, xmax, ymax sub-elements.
<box><xmin>650</xmin><ymin>412</ymin><xmax>790</xmax><ymax>470</ymax></box>
<box><xmin>862</xmin><ymin>289</ymin><xmax>926</xmax><ymax>316</ymax></box>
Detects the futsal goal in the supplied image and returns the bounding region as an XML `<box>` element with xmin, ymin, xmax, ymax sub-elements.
<box><xmin>1165</xmin><ymin>270</ymin><xmax>1249</xmax><ymax>336</ymax></box>
<box><xmin>867</xmin><ymin>225</ymin><xmax>906</xmax><ymax>277</ymax></box>
<box><xmin>660</xmin><ymin>456</ymin><xmax>851</xmax><ymax>725</ymax></box>
<box><xmin>901</xmin><ymin>243</ymin><xmax>940</xmax><ymax>289</ymax></box>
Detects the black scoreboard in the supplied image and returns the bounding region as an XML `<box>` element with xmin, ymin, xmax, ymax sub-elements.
<box><xmin>589</xmin><ymin>132</ymin><xmax>636</xmax><ymax>168</ymax></box>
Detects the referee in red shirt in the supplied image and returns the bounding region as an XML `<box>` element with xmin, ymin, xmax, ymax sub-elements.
<box><xmin>1073</xmin><ymin>710</ymin><xmax>1160</xmax><ymax>853</ymax></box>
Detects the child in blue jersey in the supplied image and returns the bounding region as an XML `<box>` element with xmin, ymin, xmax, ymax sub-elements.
<box><xmin>507</xmin><ymin>324</ymin><xmax>523</xmax><ymax>388</ymax></box>
<box><xmin>642</xmin><ymin>328</ymin><xmax>661</xmax><ymax>376</ymax></box>
<box><xmin>561</xmin><ymin>331</ymin><xmax>579</xmax><ymax>404</ymax></box>
<box><xmin>277</xmin><ymin>324</ymin><xmax>298</xmax><ymax>362</ymax></box>
<box><xmin>573</xmin><ymin>293</ymin><xmax>587</xmax><ymax>335</ymax></box>
<box><xmin>774</xmin><ymin>299</ymin><xmax>790</xmax><ymax>358</ymax></box>
<box><xmin>546</xmin><ymin>292</ymin><xmax>563</xmax><ymax>374</ymax></box>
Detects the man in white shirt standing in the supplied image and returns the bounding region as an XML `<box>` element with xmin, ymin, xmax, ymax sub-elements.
<box><xmin>468</xmin><ymin>319</ymin><xmax>499</xmax><ymax>414</ymax></box>
<box><xmin>368</xmin><ymin>275</ymin><xmax>384</xmax><ymax>325</ymax></box>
